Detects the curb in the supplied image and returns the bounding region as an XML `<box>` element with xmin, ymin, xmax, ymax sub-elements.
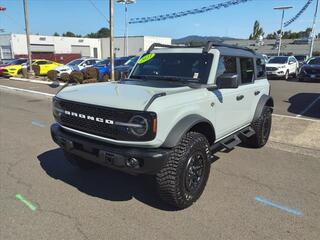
<box><xmin>9</xmin><ymin>77</ymin><xmax>66</xmax><ymax>86</ymax></box>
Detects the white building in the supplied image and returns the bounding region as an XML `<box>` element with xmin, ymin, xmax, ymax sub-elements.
<box><xmin>0</xmin><ymin>33</ymin><xmax>172</xmax><ymax>60</ymax></box>
<box><xmin>100</xmin><ymin>36</ymin><xmax>172</xmax><ymax>58</ymax></box>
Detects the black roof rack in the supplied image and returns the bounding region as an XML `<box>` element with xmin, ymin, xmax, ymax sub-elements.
<box><xmin>146</xmin><ymin>41</ymin><xmax>256</xmax><ymax>55</ymax></box>
<box><xmin>202</xmin><ymin>41</ymin><xmax>256</xmax><ymax>54</ymax></box>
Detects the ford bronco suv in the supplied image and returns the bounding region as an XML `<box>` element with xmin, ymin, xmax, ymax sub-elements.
<box><xmin>51</xmin><ymin>42</ymin><xmax>273</xmax><ymax>209</ymax></box>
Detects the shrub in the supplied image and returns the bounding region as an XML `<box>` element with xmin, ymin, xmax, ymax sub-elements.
<box><xmin>83</xmin><ymin>67</ymin><xmax>99</xmax><ymax>80</ymax></box>
<box><xmin>47</xmin><ymin>70</ymin><xmax>58</xmax><ymax>81</ymax></box>
<box><xmin>69</xmin><ymin>71</ymin><xmax>84</xmax><ymax>84</ymax></box>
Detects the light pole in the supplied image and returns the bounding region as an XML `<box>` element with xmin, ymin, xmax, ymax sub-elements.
<box><xmin>309</xmin><ymin>0</ymin><xmax>319</xmax><ymax>58</ymax></box>
<box><xmin>117</xmin><ymin>0</ymin><xmax>136</xmax><ymax>57</ymax></box>
<box><xmin>274</xmin><ymin>6</ymin><xmax>292</xmax><ymax>56</ymax></box>
<box><xmin>109</xmin><ymin>0</ymin><xmax>114</xmax><ymax>80</ymax></box>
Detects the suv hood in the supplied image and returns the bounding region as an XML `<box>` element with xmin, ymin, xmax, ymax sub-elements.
<box><xmin>56</xmin><ymin>82</ymin><xmax>191</xmax><ymax>111</ymax></box>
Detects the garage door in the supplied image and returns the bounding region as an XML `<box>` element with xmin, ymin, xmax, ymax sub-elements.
<box><xmin>30</xmin><ymin>44</ymin><xmax>54</xmax><ymax>52</ymax></box>
<box><xmin>71</xmin><ymin>45</ymin><xmax>90</xmax><ymax>57</ymax></box>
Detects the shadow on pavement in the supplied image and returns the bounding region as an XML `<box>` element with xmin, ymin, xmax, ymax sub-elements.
<box><xmin>286</xmin><ymin>93</ymin><xmax>320</xmax><ymax>119</ymax></box>
<box><xmin>37</xmin><ymin>148</ymin><xmax>176</xmax><ymax>211</ymax></box>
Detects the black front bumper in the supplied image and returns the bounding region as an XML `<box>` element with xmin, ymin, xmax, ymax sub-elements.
<box><xmin>50</xmin><ymin>123</ymin><xmax>171</xmax><ymax>175</ymax></box>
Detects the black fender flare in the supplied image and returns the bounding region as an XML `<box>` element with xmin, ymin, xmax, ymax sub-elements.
<box><xmin>253</xmin><ymin>94</ymin><xmax>274</xmax><ymax>121</ymax></box>
<box><xmin>161</xmin><ymin>114</ymin><xmax>214</xmax><ymax>148</ymax></box>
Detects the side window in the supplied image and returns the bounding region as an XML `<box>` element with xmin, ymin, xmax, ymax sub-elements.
<box><xmin>216</xmin><ymin>56</ymin><xmax>237</xmax><ymax>78</ymax></box>
<box><xmin>256</xmin><ymin>58</ymin><xmax>266</xmax><ymax>78</ymax></box>
<box><xmin>86</xmin><ymin>60</ymin><xmax>95</xmax><ymax>65</ymax></box>
<box><xmin>36</xmin><ymin>61</ymin><xmax>48</xmax><ymax>65</ymax></box>
<box><xmin>240</xmin><ymin>57</ymin><xmax>254</xmax><ymax>84</ymax></box>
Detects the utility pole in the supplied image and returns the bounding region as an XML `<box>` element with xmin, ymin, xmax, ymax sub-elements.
<box><xmin>23</xmin><ymin>0</ymin><xmax>34</xmax><ymax>77</ymax></box>
<box><xmin>309</xmin><ymin>0</ymin><xmax>319</xmax><ymax>58</ymax></box>
<box><xmin>109</xmin><ymin>0</ymin><xmax>114</xmax><ymax>80</ymax></box>
<box><xmin>274</xmin><ymin>6</ymin><xmax>292</xmax><ymax>56</ymax></box>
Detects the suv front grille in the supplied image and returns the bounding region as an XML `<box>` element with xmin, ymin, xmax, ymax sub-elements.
<box><xmin>54</xmin><ymin>98</ymin><xmax>156</xmax><ymax>141</ymax></box>
<box><xmin>266</xmin><ymin>67</ymin><xmax>278</xmax><ymax>71</ymax></box>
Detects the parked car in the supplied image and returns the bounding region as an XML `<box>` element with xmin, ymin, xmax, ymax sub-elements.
<box><xmin>1</xmin><ymin>58</ymin><xmax>28</xmax><ymax>77</ymax></box>
<box><xmin>2</xmin><ymin>59</ymin><xmax>61</xmax><ymax>77</ymax></box>
<box><xmin>114</xmin><ymin>56</ymin><xmax>139</xmax><ymax>79</ymax></box>
<box><xmin>0</xmin><ymin>59</ymin><xmax>27</xmax><ymax>76</ymax></box>
<box><xmin>89</xmin><ymin>57</ymin><xmax>131</xmax><ymax>80</ymax></box>
<box><xmin>294</xmin><ymin>55</ymin><xmax>308</xmax><ymax>67</ymax></box>
<box><xmin>0</xmin><ymin>58</ymin><xmax>15</xmax><ymax>65</ymax></box>
<box><xmin>298</xmin><ymin>57</ymin><xmax>320</xmax><ymax>82</ymax></box>
<box><xmin>54</xmin><ymin>58</ymin><xmax>101</xmax><ymax>77</ymax></box>
<box><xmin>51</xmin><ymin>42</ymin><xmax>273</xmax><ymax>209</ymax></box>
<box><xmin>266</xmin><ymin>56</ymin><xmax>299</xmax><ymax>80</ymax></box>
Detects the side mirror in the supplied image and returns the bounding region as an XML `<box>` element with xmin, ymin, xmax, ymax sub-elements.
<box><xmin>216</xmin><ymin>73</ymin><xmax>238</xmax><ymax>89</ymax></box>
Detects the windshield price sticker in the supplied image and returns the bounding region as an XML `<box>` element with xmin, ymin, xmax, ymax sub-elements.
<box><xmin>137</xmin><ymin>53</ymin><xmax>155</xmax><ymax>64</ymax></box>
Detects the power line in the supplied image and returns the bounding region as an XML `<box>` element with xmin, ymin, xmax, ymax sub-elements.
<box><xmin>88</xmin><ymin>0</ymin><xmax>109</xmax><ymax>23</ymax></box>
<box><xmin>129</xmin><ymin>0</ymin><xmax>253</xmax><ymax>24</ymax></box>
<box><xmin>284</xmin><ymin>0</ymin><xmax>314</xmax><ymax>27</ymax></box>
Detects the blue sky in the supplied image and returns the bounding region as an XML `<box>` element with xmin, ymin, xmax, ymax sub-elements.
<box><xmin>0</xmin><ymin>0</ymin><xmax>318</xmax><ymax>39</ymax></box>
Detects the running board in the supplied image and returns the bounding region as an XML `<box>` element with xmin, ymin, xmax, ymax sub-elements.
<box><xmin>210</xmin><ymin>126</ymin><xmax>255</xmax><ymax>153</ymax></box>
<box><xmin>220</xmin><ymin>135</ymin><xmax>242</xmax><ymax>150</ymax></box>
<box><xmin>239</xmin><ymin>126</ymin><xmax>255</xmax><ymax>138</ymax></box>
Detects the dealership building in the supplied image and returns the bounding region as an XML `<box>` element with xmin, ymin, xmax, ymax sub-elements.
<box><xmin>0</xmin><ymin>33</ymin><xmax>171</xmax><ymax>62</ymax></box>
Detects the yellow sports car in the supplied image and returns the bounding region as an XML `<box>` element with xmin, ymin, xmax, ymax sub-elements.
<box><xmin>2</xmin><ymin>59</ymin><xmax>62</xmax><ymax>77</ymax></box>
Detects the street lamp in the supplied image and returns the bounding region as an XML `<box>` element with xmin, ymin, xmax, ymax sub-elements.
<box><xmin>117</xmin><ymin>0</ymin><xmax>136</xmax><ymax>57</ymax></box>
<box><xmin>273</xmin><ymin>6</ymin><xmax>292</xmax><ymax>56</ymax></box>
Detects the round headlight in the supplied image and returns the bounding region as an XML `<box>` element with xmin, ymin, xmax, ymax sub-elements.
<box><xmin>129</xmin><ymin>115</ymin><xmax>148</xmax><ymax>137</ymax></box>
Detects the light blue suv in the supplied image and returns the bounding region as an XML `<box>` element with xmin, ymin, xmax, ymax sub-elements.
<box><xmin>51</xmin><ymin>42</ymin><xmax>273</xmax><ymax>209</ymax></box>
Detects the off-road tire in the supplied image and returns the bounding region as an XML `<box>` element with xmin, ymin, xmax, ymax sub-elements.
<box><xmin>246</xmin><ymin>106</ymin><xmax>272</xmax><ymax>148</ymax></box>
<box><xmin>156</xmin><ymin>132</ymin><xmax>211</xmax><ymax>209</ymax></box>
<box><xmin>64</xmin><ymin>150</ymin><xmax>98</xmax><ymax>169</ymax></box>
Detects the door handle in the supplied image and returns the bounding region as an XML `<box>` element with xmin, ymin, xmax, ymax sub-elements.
<box><xmin>236</xmin><ymin>95</ymin><xmax>244</xmax><ymax>101</ymax></box>
<box><xmin>254</xmin><ymin>91</ymin><xmax>260</xmax><ymax>96</ymax></box>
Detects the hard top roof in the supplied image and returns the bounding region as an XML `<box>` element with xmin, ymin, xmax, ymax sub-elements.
<box><xmin>148</xmin><ymin>42</ymin><xmax>262</xmax><ymax>58</ymax></box>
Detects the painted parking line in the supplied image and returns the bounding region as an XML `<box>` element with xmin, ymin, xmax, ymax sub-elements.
<box><xmin>272</xmin><ymin>113</ymin><xmax>319</xmax><ymax>122</ymax></box>
<box><xmin>32</xmin><ymin>120</ymin><xmax>46</xmax><ymax>128</ymax></box>
<box><xmin>296</xmin><ymin>96</ymin><xmax>320</xmax><ymax>118</ymax></box>
<box><xmin>0</xmin><ymin>85</ymin><xmax>55</xmax><ymax>97</ymax></box>
<box><xmin>255</xmin><ymin>195</ymin><xmax>303</xmax><ymax>217</ymax></box>
<box><xmin>15</xmin><ymin>194</ymin><xmax>37</xmax><ymax>211</ymax></box>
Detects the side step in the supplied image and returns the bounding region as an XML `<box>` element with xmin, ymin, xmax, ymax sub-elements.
<box><xmin>220</xmin><ymin>135</ymin><xmax>242</xmax><ymax>150</ymax></box>
<box><xmin>239</xmin><ymin>126</ymin><xmax>255</xmax><ymax>138</ymax></box>
<box><xmin>210</xmin><ymin>126</ymin><xmax>256</xmax><ymax>153</ymax></box>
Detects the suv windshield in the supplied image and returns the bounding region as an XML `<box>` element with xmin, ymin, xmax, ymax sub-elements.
<box><xmin>268</xmin><ymin>57</ymin><xmax>288</xmax><ymax>64</ymax></box>
<box><xmin>307</xmin><ymin>57</ymin><xmax>320</xmax><ymax>65</ymax></box>
<box><xmin>130</xmin><ymin>53</ymin><xmax>213</xmax><ymax>83</ymax></box>
<box><xmin>124</xmin><ymin>56</ymin><xmax>139</xmax><ymax>66</ymax></box>
<box><xmin>95</xmin><ymin>59</ymin><xmax>110</xmax><ymax>67</ymax></box>
<box><xmin>67</xmin><ymin>59</ymin><xmax>83</xmax><ymax>66</ymax></box>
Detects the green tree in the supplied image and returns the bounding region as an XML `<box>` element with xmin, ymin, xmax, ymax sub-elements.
<box><xmin>249</xmin><ymin>20</ymin><xmax>264</xmax><ymax>40</ymax></box>
<box><xmin>62</xmin><ymin>31</ymin><xmax>76</xmax><ymax>37</ymax></box>
<box><xmin>86</xmin><ymin>28</ymin><xmax>110</xmax><ymax>38</ymax></box>
<box><xmin>53</xmin><ymin>32</ymin><xmax>60</xmax><ymax>36</ymax></box>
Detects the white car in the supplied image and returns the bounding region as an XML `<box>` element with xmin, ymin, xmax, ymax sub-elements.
<box><xmin>266</xmin><ymin>56</ymin><xmax>299</xmax><ymax>80</ymax></box>
<box><xmin>54</xmin><ymin>58</ymin><xmax>101</xmax><ymax>76</ymax></box>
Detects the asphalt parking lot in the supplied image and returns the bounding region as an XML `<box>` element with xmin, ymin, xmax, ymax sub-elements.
<box><xmin>0</xmin><ymin>77</ymin><xmax>319</xmax><ymax>239</ymax></box>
